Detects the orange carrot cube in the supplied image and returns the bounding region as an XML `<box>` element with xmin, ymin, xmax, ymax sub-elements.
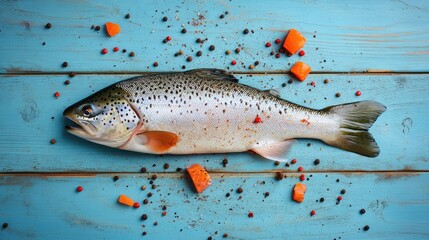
<box><xmin>105</xmin><ymin>22</ymin><xmax>121</xmax><ymax>37</ymax></box>
<box><xmin>291</xmin><ymin>61</ymin><xmax>311</xmax><ymax>81</ymax></box>
<box><xmin>118</xmin><ymin>194</ymin><xmax>134</xmax><ymax>206</ymax></box>
<box><xmin>187</xmin><ymin>164</ymin><xmax>212</xmax><ymax>193</ymax></box>
<box><xmin>283</xmin><ymin>28</ymin><xmax>306</xmax><ymax>55</ymax></box>
<box><xmin>292</xmin><ymin>182</ymin><xmax>307</xmax><ymax>203</ymax></box>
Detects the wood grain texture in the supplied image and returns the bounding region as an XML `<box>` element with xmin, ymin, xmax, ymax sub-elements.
<box><xmin>0</xmin><ymin>74</ymin><xmax>427</xmax><ymax>172</ymax></box>
<box><xmin>0</xmin><ymin>0</ymin><xmax>428</xmax><ymax>73</ymax></box>
<box><xmin>1</xmin><ymin>0</ymin><xmax>428</xmax><ymax>239</ymax></box>
<box><xmin>0</xmin><ymin>173</ymin><xmax>428</xmax><ymax>240</ymax></box>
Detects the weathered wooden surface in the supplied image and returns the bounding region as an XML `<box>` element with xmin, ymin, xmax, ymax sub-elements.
<box><xmin>0</xmin><ymin>74</ymin><xmax>427</xmax><ymax>172</ymax></box>
<box><xmin>1</xmin><ymin>0</ymin><xmax>429</xmax><ymax>73</ymax></box>
<box><xmin>0</xmin><ymin>0</ymin><xmax>428</xmax><ymax>239</ymax></box>
<box><xmin>0</xmin><ymin>173</ymin><xmax>428</xmax><ymax>240</ymax></box>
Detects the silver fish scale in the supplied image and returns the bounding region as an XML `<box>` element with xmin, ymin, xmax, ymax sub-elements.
<box><xmin>116</xmin><ymin>72</ymin><xmax>338</xmax><ymax>154</ymax></box>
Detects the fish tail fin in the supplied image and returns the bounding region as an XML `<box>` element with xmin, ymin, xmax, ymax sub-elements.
<box><xmin>322</xmin><ymin>101</ymin><xmax>386</xmax><ymax>157</ymax></box>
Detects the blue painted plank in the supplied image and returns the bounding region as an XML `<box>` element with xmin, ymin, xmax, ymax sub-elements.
<box><xmin>0</xmin><ymin>0</ymin><xmax>428</xmax><ymax>73</ymax></box>
<box><xmin>0</xmin><ymin>74</ymin><xmax>427</xmax><ymax>172</ymax></box>
<box><xmin>0</xmin><ymin>173</ymin><xmax>428</xmax><ymax>239</ymax></box>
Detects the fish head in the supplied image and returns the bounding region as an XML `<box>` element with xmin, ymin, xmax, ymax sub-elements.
<box><xmin>63</xmin><ymin>85</ymin><xmax>140</xmax><ymax>148</ymax></box>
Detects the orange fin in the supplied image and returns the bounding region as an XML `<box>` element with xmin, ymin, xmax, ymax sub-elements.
<box><xmin>251</xmin><ymin>140</ymin><xmax>295</xmax><ymax>162</ymax></box>
<box><xmin>137</xmin><ymin>131</ymin><xmax>179</xmax><ymax>153</ymax></box>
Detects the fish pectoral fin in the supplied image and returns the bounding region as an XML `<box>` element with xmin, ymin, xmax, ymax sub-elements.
<box><xmin>136</xmin><ymin>131</ymin><xmax>179</xmax><ymax>153</ymax></box>
<box><xmin>250</xmin><ymin>140</ymin><xmax>295</xmax><ymax>162</ymax></box>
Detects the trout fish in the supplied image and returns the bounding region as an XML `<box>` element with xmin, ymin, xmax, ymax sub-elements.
<box><xmin>64</xmin><ymin>69</ymin><xmax>385</xmax><ymax>161</ymax></box>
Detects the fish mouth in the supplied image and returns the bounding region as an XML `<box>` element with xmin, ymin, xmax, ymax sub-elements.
<box><xmin>64</xmin><ymin>116</ymin><xmax>96</xmax><ymax>138</ymax></box>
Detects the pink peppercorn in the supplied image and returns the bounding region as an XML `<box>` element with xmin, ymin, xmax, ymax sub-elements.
<box><xmin>299</xmin><ymin>174</ymin><xmax>305</xmax><ymax>181</ymax></box>
<box><xmin>76</xmin><ymin>186</ymin><xmax>83</xmax><ymax>192</ymax></box>
<box><xmin>310</xmin><ymin>210</ymin><xmax>316</xmax><ymax>216</ymax></box>
<box><xmin>298</xmin><ymin>50</ymin><xmax>305</xmax><ymax>56</ymax></box>
<box><xmin>166</xmin><ymin>36</ymin><xmax>171</xmax><ymax>41</ymax></box>
<box><xmin>275</xmin><ymin>39</ymin><xmax>281</xmax><ymax>44</ymax></box>
<box><xmin>113</xmin><ymin>47</ymin><xmax>119</xmax><ymax>52</ymax></box>
<box><xmin>298</xmin><ymin>166</ymin><xmax>303</xmax><ymax>172</ymax></box>
<box><xmin>101</xmin><ymin>48</ymin><xmax>108</xmax><ymax>54</ymax></box>
<box><xmin>231</xmin><ymin>60</ymin><xmax>237</xmax><ymax>65</ymax></box>
<box><xmin>275</xmin><ymin>53</ymin><xmax>280</xmax><ymax>58</ymax></box>
<box><xmin>337</xmin><ymin>196</ymin><xmax>343</xmax><ymax>201</ymax></box>
<box><xmin>253</xmin><ymin>115</ymin><xmax>262</xmax><ymax>123</ymax></box>
<box><xmin>291</xmin><ymin>159</ymin><xmax>297</xmax><ymax>164</ymax></box>
<box><xmin>310</xmin><ymin>81</ymin><xmax>315</xmax><ymax>86</ymax></box>
<box><xmin>54</xmin><ymin>92</ymin><xmax>60</xmax><ymax>98</ymax></box>
<box><xmin>248</xmin><ymin>212</ymin><xmax>254</xmax><ymax>218</ymax></box>
<box><xmin>134</xmin><ymin>202</ymin><xmax>140</xmax><ymax>208</ymax></box>
<box><xmin>355</xmin><ymin>91</ymin><xmax>361</xmax><ymax>96</ymax></box>
<box><xmin>265</xmin><ymin>42</ymin><xmax>271</xmax><ymax>47</ymax></box>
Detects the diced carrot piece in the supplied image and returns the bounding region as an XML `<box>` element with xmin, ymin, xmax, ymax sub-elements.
<box><xmin>292</xmin><ymin>182</ymin><xmax>307</xmax><ymax>203</ymax></box>
<box><xmin>290</xmin><ymin>61</ymin><xmax>311</xmax><ymax>81</ymax></box>
<box><xmin>105</xmin><ymin>22</ymin><xmax>121</xmax><ymax>37</ymax></box>
<box><xmin>187</xmin><ymin>164</ymin><xmax>212</xmax><ymax>193</ymax></box>
<box><xmin>118</xmin><ymin>194</ymin><xmax>134</xmax><ymax>206</ymax></box>
<box><xmin>283</xmin><ymin>29</ymin><xmax>306</xmax><ymax>55</ymax></box>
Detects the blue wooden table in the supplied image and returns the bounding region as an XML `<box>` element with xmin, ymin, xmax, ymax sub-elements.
<box><xmin>1</xmin><ymin>0</ymin><xmax>428</xmax><ymax>239</ymax></box>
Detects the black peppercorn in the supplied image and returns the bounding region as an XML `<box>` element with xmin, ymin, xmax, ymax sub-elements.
<box><xmin>196</xmin><ymin>51</ymin><xmax>202</xmax><ymax>57</ymax></box>
<box><xmin>222</xmin><ymin>158</ymin><xmax>228</xmax><ymax>167</ymax></box>
<box><xmin>140</xmin><ymin>167</ymin><xmax>147</xmax><ymax>173</ymax></box>
<box><xmin>275</xmin><ymin>172</ymin><xmax>283</xmax><ymax>180</ymax></box>
<box><xmin>125</xmin><ymin>13</ymin><xmax>130</xmax><ymax>19</ymax></box>
<box><xmin>181</xmin><ymin>28</ymin><xmax>187</xmax><ymax>33</ymax></box>
<box><xmin>243</xmin><ymin>29</ymin><xmax>249</xmax><ymax>34</ymax></box>
<box><xmin>45</xmin><ymin>23</ymin><xmax>52</xmax><ymax>29</ymax></box>
<box><xmin>314</xmin><ymin>159</ymin><xmax>320</xmax><ymax>165</ymax></box>
<box><xmin>209</xmin><ymin>45</ymin><xmax>215</xmax><ymax>51</ymax></box>
<box><xmin>162</xmin><ymin>16</ymin><xmax>168</xmax><ymax>22</ymax></box>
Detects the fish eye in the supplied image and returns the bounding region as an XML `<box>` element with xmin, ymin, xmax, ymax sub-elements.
<box><xmin>82</xmin><ymin>105</ymin><xmax>93</xmax><ymax>117</ymax></box>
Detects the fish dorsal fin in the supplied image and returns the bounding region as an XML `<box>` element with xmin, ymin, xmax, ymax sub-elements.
<box><xmin>251</xmin><ymin>140</ymin><xmax>295</xmax><ymax>162</ymax></box>
<box><xmin>263</xmin><ymin>88</ymin><xmax>281</xmax><ymax>98</ymax></box>
<box><xmin>185</xmin><ymin>69</ymin><xmax>239</xmax><ymax>83</ymax></box>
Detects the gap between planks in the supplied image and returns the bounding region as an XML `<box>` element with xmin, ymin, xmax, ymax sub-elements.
<box><xmin>3</xmin><ymin>71</ymin><xmax>429</xmax><ymax>76</ymax></box>
<box><xmin>0</xmin><ymin>170</ymin><xmax>426</xmax><ymax>178</ymax></box>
